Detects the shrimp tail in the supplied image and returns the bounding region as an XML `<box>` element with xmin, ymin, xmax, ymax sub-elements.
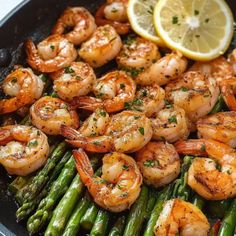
<box><xmin>174</xmin><ymin>139</ymin><xmax>208</xmax><ymax>156</ymax></box>
<box><xmin>60</xmin><ymin>125</ymin><xmax>81</xmax><ymax>139</ymax></box>
<box><xmin>71</xmin><ymin>96</ymin><xmax>103</xmax><ymax>111</ymax></box>
<box><xmin>95</xmin><ymin>3</ymin><xmax>130</xmax><ymax>35</ymax></box>
<box><xmin>0</xmin><ymin>128</ymin><xmax>13</xmax><ymax>145</ymax></box>
<box><xmin>73</xmin><ymin>148</ymin><xmax>94</xmax><ymax>183</ymax></box>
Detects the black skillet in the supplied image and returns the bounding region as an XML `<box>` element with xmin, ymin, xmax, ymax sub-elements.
<box><xmin>0</xmin><ymin>0</ymin><xmax>235</xmax><ymax>235</ymax></box>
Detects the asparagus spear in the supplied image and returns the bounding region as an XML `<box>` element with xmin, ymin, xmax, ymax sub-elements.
<box><xmin>209</xmin><ymin>95</ymin><xmax>225</xmax><ymax>114</ymax></box>
<box><xmin>80</xmin><ymin>168</ymin><xmax>102</xmax><ymax>230</ymax></box>
<box><xmin>217</xmin><ymin>198</ymin><xmax>236</xmax><ymax>236</ymax></box>
<box><xmin>207</xmin><ymin>199</ymin><xmax>232</xmax><ymax>218</ymax></box>
<box><xmin>16</xmin><ymin>151</ymin><xmax>72</xmax><ymax>221</ymax></box>
<box><xmin>80</xmin><ymin>202</ymin><xmax>99</xmax><ymax>230</ymax></box>
<box><xmin>27</xmin><ymin>156</ymin><xmax>76</xmax><ymax>234</ymax></box>
<box><xmin>108</xmin><ymin>215</ymin><xmax>126</xmax><ymax>236</ymax></box>
<box><xmin>8</xmin><ymin>176</ymin><xmax>33</xmax><ymax>195</ymax></box>
<box><xmin>90</xmin><ymin>209</ymin><xmax>109</xmax><ymax>236</ymax></box>
<box><xmin>145</xmin><ymin>188</ymin><xmax>157</xmax><ymax>219</ymax></box>
<box><xmin>143</xmin><ymin>185</ymin><xmax>172</xmax><ymax>236</ymax></box>
<box><xmin>45</xmin><ymin>158</ymin><xmax>99</xmax><ymax>236</ymax></box>
<box><xmin>192</xmin><ymin>194</ymin><xmax>205</xmax><ymax>209</ymax></box>
<box><xmin>61</xmin><ymin>196</ymin><xmax>90</xmax><ymax>236</ymax></box>
<box><xmin>16</xmin><ymin>141</ymin><xmax>67</xmax><ymax>204</ymax></box>
<box><xmin>123</xmin><ymin>185</ymin><xmax>149</xmax><ymax>236</ymax></box>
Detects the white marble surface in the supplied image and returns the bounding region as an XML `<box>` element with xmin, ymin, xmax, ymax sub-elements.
<box><xmin>0</xmin><ymin>0</ymin><xmax>24</xmax><ymax>21</ymax></box>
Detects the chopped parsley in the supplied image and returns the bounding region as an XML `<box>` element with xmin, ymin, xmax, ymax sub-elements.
<box><xmin>201</xmin><ymin>144</ymin><xmax>206</xmax><ymax>152</ymax></box>
<box><xmin>11</xmin><ymin>77</ymin><xmax>17</xmax><ymax>83</ymax></box>
<box><xmin>51</xmin><ymin>91</ymin><xmax>58</xmax><ymax>98</ymax></box>
<box><xmin>120</xmin><ymin>192</ymin><xmax>128</xmax><ymax>198</ymax></box>
<box><xmin>122</xmin><ymin>165</ymin><xmax>129</xmax><ymax>171</ymax></box>
<box><xmin>27</xmin><ymin>140</ymin><xmax>38</xmax><ymax>147</ymax></box>
<box><xmin>64</xmin><ymin>66</ymin><xmax>75</xmax><ymax>74</ymax></box>
<box><xmin>172</xmin><ymin>16</ymin><xmax>178</xmax><ymax>24</ymax></box>
<box><xmin>133</xmin><ymin>99</ymin><xmax>142</xmax><ymax>106</ymax></box>
<box><xmin>120</xmin><ymin>83</ymin><xmax>126</xmax><ymax>89</ymax></box>
<box><xmin>143</xmin><ymin>160</ymin><xmax>155</xmax><ymax>167</ymax></box>
<box><xmin>194</xmin><ymin>10</ymin><xmax>199</xmax><ymax>15</ymax></box>
<box><xmin>164</xmin><ymin>99</ymin><xmax>173</xmax><ymax>109</ymax></box>
<box><xmin>100</xmin><ymin>110</ymin><xmax>107</xmax><ymax>117</ymax></box>
<box><xmin>181</xmin><ymin>87</ymin><xmax>189</xmax><ymax>92</ymax></box>
<box><xmin>92</xmin><ymin>141</ymin><xmax>101</xmax><ymax>146</ymax></box>
<box><xmin>205</xmin><ymin>18</ymin><xmax>209</xmax><ymax>23</ymax></box>
<box><xmin>50</xmin><ymin>45</ymin><xmax>55</xmax><ymax>50</ymax></box>
<box><xmin>138</xmin><ymin>127</ymin><xmax>144</xmax><ymax>135</ymax></box>
<box><xmin>75</xmin><ymin>76</ymin><xmax>82</xmax><ymax>80</ymax></box>
<box><xmin>168</xmin><ymin>116</ymin><xmax>177</xmax><ymax>124</ymax></box>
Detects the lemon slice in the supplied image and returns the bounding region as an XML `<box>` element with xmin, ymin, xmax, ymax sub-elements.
<box><xmin>127</xmin><ymin>0</ymin><xmax>164</xmax><ymax>45</ymax></box>
<box><xmin>154</xmin><ymin>0</ymin><xmax>234</xmax><ymax>61</ymax></box>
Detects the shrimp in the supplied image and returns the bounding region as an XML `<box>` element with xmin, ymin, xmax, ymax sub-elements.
<box><xmin>135</xmin><ymin>52</ymin><xmax>187</xmax><ymax>86</ymax></box>
<box><xmin>0</xmin><ymin>68</ymin><xmax>44</xmax><ymax>114</ymax></box>
<box><xmin>79</xmin><ymin>108</ymin><xmax>110</xmax><ymax>137</ymax></box>
<box><xmin>151</xmin><ymin>106</ymin><xmax>190</xmax><ymax>143</ymax></box>
<box><xmin>25</xmin><ymin>35</ymin><xmax>77</xmax><ymax>73</ymax></box>
<box><xmin>165</xmin><ymin>71</ymin><xmax>219</xmax><ymax>124</ymax></box>
<box><xmin>51</xmin><ymin>7</ymin><xmax>96</xmax><ymax>45</ymax></box>
<box><xmin>73</xmin><ymin>149</ymin><xmax>142</xmax><ymax>212</ymax></box>
<box><xmin>136</xmin><ymin>142</ymin><xmax>180</xmax><ymax>188</ymax></box>
<box><xmin>228</xmin><ymin>49</ymin><xmax>236</xmax><ymax>75</ymax></box>
<box><xmin>116</xmin><ymin>37</ymin><xmax>161</xmax><ymax>70</ymax></box>
<box><xmin>197</xmin><ymin>111</ymin><xmax>236</xmax><ymax>147</ymax></box>
<box><xmin>50</xmin><ymin>62</ymin><xmax>96</xmax><ymax>101</ymax></box>
<box><xmin>190</xmin><ymin>56</ymin><xmax>233</xmax><ymax>83</ymax></box>
<box><xmin>175</xmin><ymin>139</ymin><xmax>236</xmax><ymax>200</ymax></box>
<box><xmin>129</xmin><ymin>84</ymin><xmax>165</xmax><ymax>117</ymax></box>
<box><xmin>154</xmin><ymin>199</ymin><xmax>210</xmax><ymax>236</ymax></box>
<box><xmin>95</xmin><ymin>1</ymin><xmax>130</xmax><ymax>35</ymax></box>
<box><xmin>79</xmin><ymin>25</ymin><xmax>122</xmax><ymax>68</ymax></box>
<box><xmin>30</xmin><ymin>96</ymin><xmax>79</xmax><ymax>135</ymax></box>
<box><xmin>220</xmin><ymin>77</ymin><xmax>236</xmax><ymax>111</ymax></box>
<box><xmin>61</xmin><ymin>110</ymin><xmax>153</xmax><ymax>153</ymax></box>
<box><xmin>0</xmin><ymin>125</ymin><xmax>49</xmax><ymax>176</ymax></box>
<box><xmin>71</xmin><ymin>70</ymin><xmax>136</xmax><ymax>113</ymax></box>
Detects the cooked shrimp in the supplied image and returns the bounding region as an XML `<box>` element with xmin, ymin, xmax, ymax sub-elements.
<box><xmin>136</xmin><ymin>52</ymin><xmax>187</xmax><ymax>86</ymax></box>
<box><xmin>197</xmin><ymin>111</ymin><xmax>236</xmax><ymax>147</ymax></box>
<box><xmin>136</xmin><ymin>141</ymin><xmax>180</xmax><ymax>188</ymax></box>
<box><xmin>151</xmin><ymin>106</ymin><xmax>190</xmax><ymax>143</ymax></box>
<box><xmin>73</xmin><ymin>149</ymin><xmax>142</xmax><ymax>212</ymax></box>
<box><xmin>25</xmin><ymin>35</ymin><xmax>77</xmax><ymax>73</ymax></box>
<box><xmin>61</xmin><ymin>110</ymin><xmax>153</xmax><ymax>153</ymax></box>
<box><xmin>0</xmin><ymin>125</ymin><xmax>49</xmax><ymax>176</ymax></box>
<box><xmin>165</xmin><ymin>71</ymin><xmax>219</xmax><ymax>124</ymax></box>
<box><xmin>130</xmin><ymin>84</ymin><xmax>165</xmax><ymax>117</ymax></box>
<box><xmin>79</xmin><ymin>25</ymin><xmax>122</xmax><ymax>68</ymax></box>
<box><xmin>104</xmin><ymin>0</ymin><xmax>128</xmax><ymax>22</ymax></box>
<box><xmin>95</xmin><ymin>1</ymin><xmax>130</xmax><ymax>35</ymax></box>
<box><xmin>228</xmin><ymin>49</ymin><xmax>236</xmax><ymax>75</ymax></box>
<box><xmin>79</xmin><ymin>108</ymin><xmax>110</xmax><ymax>137</ymax></box>
<box><xmin>154</xmin><ymin>199</ymin><xmax>210</xmax><ymax>236</ymax></box>
<box><xmin>116</xmin><ymin>37</ymin><xmax>161</xmax><ymax>70</ymax></box>
<box><xmin>220</xmin><ymin>77</ymin><xmax>236</xmax><ymax>111</ymax></box>
<box><xmin>50</xmin><ymin>62</ymin><xmax>96</xmax><ymax>101</ymax></box>
<box><xmin>71</xmin><ymin>70</ymin><xmax>136</xmax><ymax>113</ymax></box>
<box><xmin>175</xmin><ymin>139</ymin><xmax>236</xmax><ymax>200</ymax></box>
<box><xmin>190</xmin><ymin>56</ymin><xmax>233</xmax><ymax>83</ymax></box>
<box><xmin>51</xmin><ymin>7</ymin><xmax>96</xmax><ymax>45</ymax></box>
<box><xmin>30</xmin><ymin>96</ymin><xmax>79</xmax><ymax>135</ymax></box>
<box><xmin>0</xmin><ymin>68</ymin><xmax>44</xmax><ymax>114</ymax></box>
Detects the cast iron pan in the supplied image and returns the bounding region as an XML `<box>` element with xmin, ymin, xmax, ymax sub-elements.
<box><xmin>0</xmin><ymin>0</ymin><xmax>235</xmax><ymax>235</ymax></box>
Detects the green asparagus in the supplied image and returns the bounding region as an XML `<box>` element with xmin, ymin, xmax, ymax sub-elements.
<box><xmin>16</xmin><ymin>141</ymin><xmax>67</xmax><ymax>204</ymax></box>
<box><xmin>108</xmin><ymin>215</ymin><xmax>126</xmax><ymax>236</ymax></box>
<box><xmin>90</xmin><ymin>209</ymin><xmax>109</xmax><ymax>236</ymax></box>
<box><xmin>145</xmin><ymin>188</ymin><xmax>157</xmax><ymax>219</ymax></box>
<box><xmin>16</xmin><ymin>151</ymin><xmax>71</xmax><ymax>221</ymax></box>
<box><xmin>218</xmin><ymin>198</ymin><xmax>236</xmax><ymax>236</ymax></box>
<box><xmin>45</xmin><ymin>157</ymin><xmax>99</xmax><ymax>236</ymax></box>
<box><xmin>210</xmin><ymin>95</ymin><xmax>225</xmax><ymax>114</ymax></box>
<box><xmin>80</xmin><ymin>168</ymin><xmax>102</xmax><ymax>230</ymax></box>
<box><xmin>143</xmin><ymin>185</ymin><xmax>172</xmax><ymax>236</ymax></box>
<box><xmin>192</xmin><ymin>194</ymin><xmax>205</xmax><ymax>209</ymax></box>
<box><xmin>62</xmin><ymin>197</ymin><xmax>90</xmax><ymax>236</ymax></box>
<box><xmin>80</xmin><ymin>202</ymin><xmax>99</xmax><ymax>230</ymax></box>
<box><xmin>8</xmin><ymin>176</ymin><xmax>33</xmax><ymax>195</ymax></box>
<box><xmin>207</xmin><ymin>199</ymin><xmax>232</xmax><ymax>218</ymax></box>
<box><xmin>123</xmin><ymin>185</ymin><xmax>149</xmax><ymax>236</ymax></box>
<box><xmin>27</xmin><ymin>156</ymin><xmax>76</xmax><ymax>234</ymax></box>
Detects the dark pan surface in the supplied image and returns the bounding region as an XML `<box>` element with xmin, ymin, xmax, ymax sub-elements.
<box><xmin>0</xmin><ymin>0</ymin><xmax>235</xmax><ymax>235</ymax></box>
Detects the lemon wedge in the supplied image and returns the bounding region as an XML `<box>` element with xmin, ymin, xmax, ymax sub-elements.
<box><xmin>127</xmin><ymin>0</ymin><xmax>164</xmax><ymax>45</ymax></box>
<box><xmin>154</xmin><ymin>0</ymin><xmax>234</xmax><ymax>61</ymax></box>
